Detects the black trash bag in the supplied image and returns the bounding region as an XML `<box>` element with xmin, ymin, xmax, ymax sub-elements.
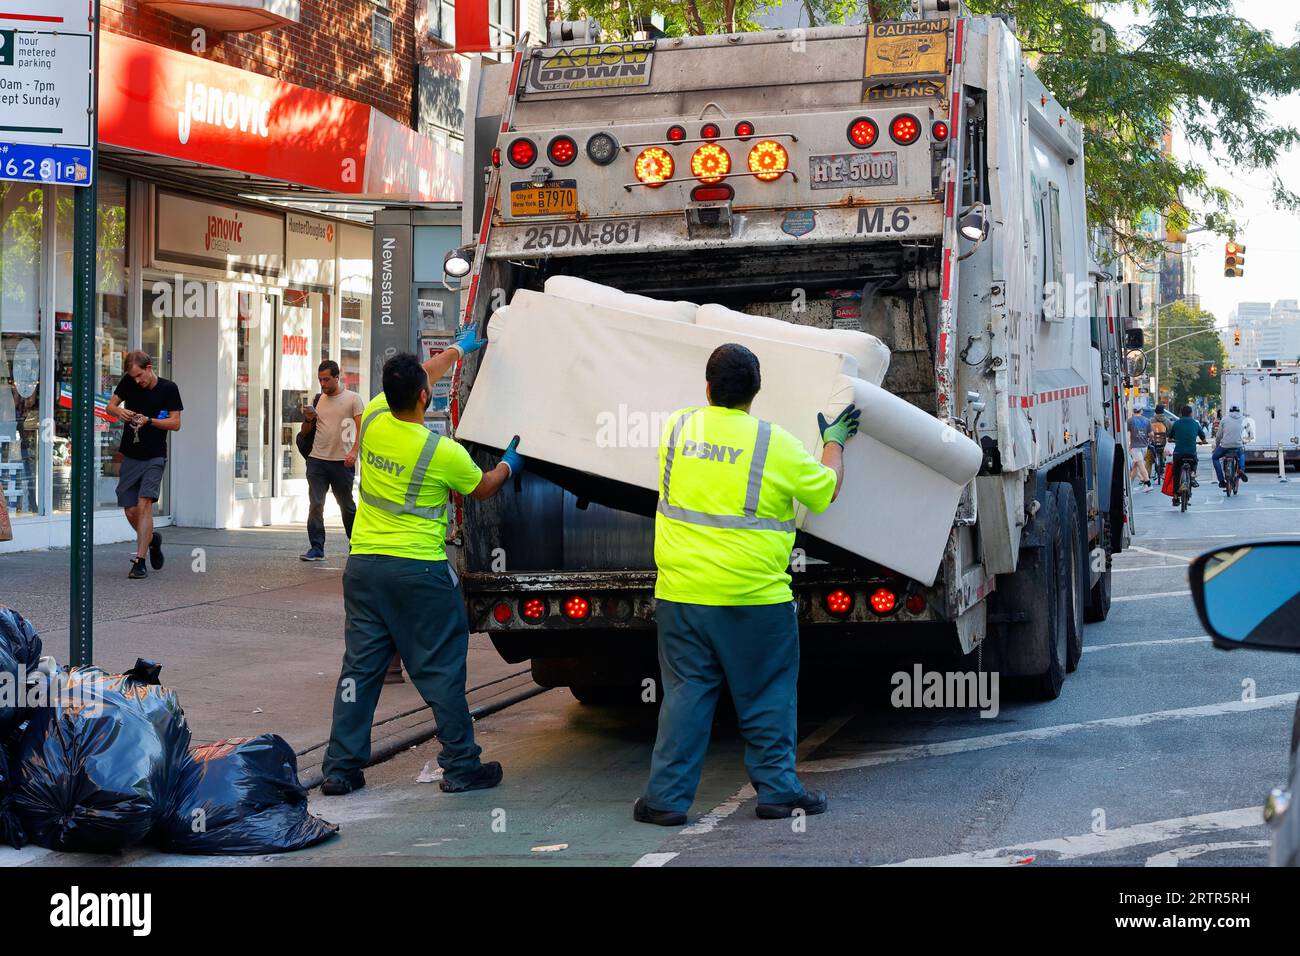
<box><xmin>158</xmin><ymin>734</ymin><xmax>338</xmax><ymax>855</ymax></box>
<box><xmin>13</xmin><ymin>664</ymin><xmax>191</xmax><ymax>852</ymax></box>
<box><xmin>0</xmin><ymin>744</ymin><xmax>24</xmax><ymax>849</ymax></box>
<box><xmin>0</xmin><ymin>606</ymin><xmax>42</xmax><ymax>739</ymax></box>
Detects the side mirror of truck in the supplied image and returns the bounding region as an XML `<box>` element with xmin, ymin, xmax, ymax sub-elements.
<box><xmin>1190</xmin><ymin>541</ymin><xmax>1300</xmax><ymax>653</ymax></box>
<box><xmin>1124</xmin><ymin>328</ymin><xmax>1144</xmax><ymax>350</ymax></box>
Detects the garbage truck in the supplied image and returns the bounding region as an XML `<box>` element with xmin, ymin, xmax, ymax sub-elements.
<box><xmin>446</xmin><ymin>0</ymin><xmax>1134</xmax><ymax>701</ymax></box>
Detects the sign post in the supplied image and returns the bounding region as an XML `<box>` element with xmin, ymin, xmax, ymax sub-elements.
<box><xmin>2</xmin><ymin>0</ymin><xmax>97</xmax><ymax>663</ymax></box>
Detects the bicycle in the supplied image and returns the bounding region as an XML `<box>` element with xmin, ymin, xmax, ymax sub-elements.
<box><xmin>1177</xmin><ymin>458</ymin><xmax>1194</xmax><ymax>512</ymax></box>
<box><xmin>1223</xmin><ymin>452</ymin><xmax>1240</xmax><ymax>498</ymax></box>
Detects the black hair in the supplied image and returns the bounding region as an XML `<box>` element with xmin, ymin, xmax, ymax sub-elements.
<box><xmin>1180</xmin><ymin>404</ymin><xmax>1194</xmax><ymax>417</ymax></box>
<box><xmin>1154</xmin><ymin>404</ymin><xmax>1165</xmax><ymax>414</ymax></box>
<box><xmin>382</xmin><ymin>352</ymin><xmax>429</xmax><ymax>413</ymax></box>
<box><xmin>318</xmin><ymin>360</ymin><xmax>341</xmax><ymax>377</ymax></box>
<box><xmin>706</xmin><ymin>343</ymin><xmax>761</xmax><ymax>409</ymax></box>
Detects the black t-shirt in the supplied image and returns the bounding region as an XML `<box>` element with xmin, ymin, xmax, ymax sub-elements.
<box><xmin>114</xmin><ymin>375</ymin><xmax>184</xmax><ymax>461</ymax></box>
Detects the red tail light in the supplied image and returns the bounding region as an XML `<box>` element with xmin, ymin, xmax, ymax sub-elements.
<box><xmin>691</xmin><ymin>184</ymin><xmax>734</xmax><ymax>202</ymax></box>
<box><xmin>634</xmin><ymin>147</ymin><xmax>674</xmax><ymax>187</ymax></box>
<box><xmin>491</xmin><ymin>146</ymin><xmax>501</xmax><ymax>168</ymax></box>
<box><xmin>547</xmin><ymin>135</ymin><xmax>577</xmax><ymax>166</ymax></box>
<box><xmin>508</xmin><ymin>138</ymin><xmax>537</xmax><ymax>168</ymax></box>
<box><xmin>492</xmin><ymin>602</ymin><xmax>513</xmax><ymax>624</ymax></box>
<box><xmin>847</xmin><ymin>117</ymin><xmax>878</xmax><ymax>148</ymax></box>
<box><xmin>824</xmin><ymin>589</ymin><xmax>854</xmax><ymax>616</ymax></box>
<box><xmin>905</xmin><ymin>593</ymin><xmax>927</xmax><ymax>614</ymax></box>
<box><xmin>889</xmin><ymin>114</ymin><xmax>921</xmax><ymax>145</ymax></box>
<box><xmin>870</xmin><ymin>587</ymin><xmax>898</xmax><ymax>615</ymax></box>
<box><xmin>667</xmin><ymin>125</ymin><xmax>687</xmax><ymax>142</ymax></box>
<box><xmin>734</xmin><ymin>120</ymin><xmax>755</xmax><ymax>138</ymax></box>
<box><xmin>747</xmin><ymin>140</ymin><xmax>788</xmax><ymax>182</ymax></box>
<box><xmin>521</xmin><ymin>597</ymin><xmax>547</xmax><ymax>621</ymax></box>
<box><xmin>563</xmin><ymin>595</ymin><xmax>590</xmax><ymax>620</ymax></box>
<box><xmin>690</xmin><ymin>143</ymin><xmax>731</xmax><ymax>183</ymax></box>
<box><xmin>701</xmin><ymin>122</ymin><xmax>721</xmax><ymax>140</ymax></box>
<box><xmin>603</xmin><ymin>596</ymin><xmax>633</xmax><ymax>622</ymax></box>
<box><xmin>931</xmin><ymin>120</ymin><xmax>949</xmax><ymax>142</ymax></box>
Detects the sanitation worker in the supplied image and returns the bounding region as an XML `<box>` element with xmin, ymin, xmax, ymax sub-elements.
<box><xmin>634</xmin><ymin>343</ymin><xmax>859</xmax><ymax>825</ymax></box>
<box><xmin>321</xmin><ymin>329</ymin><xmax>521</xmax><ymax>796</ymax></box>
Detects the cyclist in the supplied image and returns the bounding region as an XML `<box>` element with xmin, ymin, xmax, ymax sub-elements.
<box><xmin>1147</xmin><ymin>404</ymin><xmax>1174</xmax><ymax>487</ymax></box>
<box><xmin>1169</xmin><ymin>404</ymin><xmax>1207</xmax><ymax>507</ymax></box>
<box><xmin>1213</xmin><ymin>405</ymin><xmax>1252</xmax><ymax>488</ymax></box>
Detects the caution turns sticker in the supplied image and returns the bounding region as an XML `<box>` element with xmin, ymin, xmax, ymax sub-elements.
<box><xmin>864</xmin><ymin>18</ymin><xmax>949</xmax><ymax>78</ymax></box>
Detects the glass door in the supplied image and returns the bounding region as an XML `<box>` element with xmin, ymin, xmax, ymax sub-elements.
<box><xmin>278</xmin><ymin>289</ymin><xmax>316</xmax><ymax>495</ymax></box>
<box><xmin>235</xmin><ymin>291</ymin><xmax>274</xmax><ymax>500</ymax></box>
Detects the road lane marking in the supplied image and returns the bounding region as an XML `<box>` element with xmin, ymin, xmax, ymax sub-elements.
<box><xmin>1144</xmin><ymin>840</ymin><xmax>1269</xmax><ymax>867</ymax></box>
<box><xmin>1082</xmin><ymin>635</ymin><xmax>1210</xmax><ymax>653</ymax></box>
<box><xmin>883</xmin><ymin>806</ymin><xmax>1264</xmax><ymax>866</ymax></box>
<box><xmin>1111</xmin><ymin>590</ymin><xmax>1191</xmax><ymax>603</ymax></box>
<box><xmin>631</xmin><ymin>711</ymin><xmax>856</xmax><ymax>866</ymax></box>
<box><xmin>1128</xmin><ymin>546</ymin><xmax>1192</xmax><ymax>564</ymax></box>
<box><xmin>1111</xmin><ymin>565</ymin><xmax>1190</xmax><ymax>573</ymax></box>
<box><xmin>799</xmin><ymin>693</ymin><xmax>1298</xmax><ymax>774</ymax></box>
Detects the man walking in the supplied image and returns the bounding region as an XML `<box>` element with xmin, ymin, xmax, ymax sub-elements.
<box><xmin>106</xmin><ymin>351</ymin><xmax>183</xmax><ymax>580</ymax></box>
<box><xmin>1128</xmin><ymin>409</ymin><xmax>1151</xmax><ymax>491</ymax></box>
<box><xmin>635</xmin><ymin>343</ymin><xmax>858</xmax><ymax>826</ymax></box>
<box><xmin>301</xmin><ymin>360</ymin><xmax>364</xmax><ymax>561</ymax></box>
<box><xmin>321</xmin><ymin>327</ymin><xmax>520</xmax><ymax>796</ymax></box>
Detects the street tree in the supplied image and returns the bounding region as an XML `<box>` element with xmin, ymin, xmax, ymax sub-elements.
<box><xmin>1153</xmin><ymin>301</ymin><xmax>1227</xmax><ymax>408</ymax></box>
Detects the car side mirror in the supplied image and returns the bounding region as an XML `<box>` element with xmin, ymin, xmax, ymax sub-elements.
<box><xmin>1190</xmin><ymin>541</ymin><xmax>1300</xmax><ymax>652</ymax></box>
<box><xmin>1124</xmin><ymin>327</ymin><xmax>1144</xmax><ymax>349</ymax></box>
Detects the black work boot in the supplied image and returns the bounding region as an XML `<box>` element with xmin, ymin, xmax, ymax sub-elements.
<box><xmin>756</xmin><ymin>790</ymin><xmax>828</xmax><ymax>819</ymax></box>
<box><xmin>321</xmin><ymin>771</ymin><xmax>365</xmax><ymax>796</ymax></box>
<box><xmin>633</xmin><ymin>798</ymin><xmax>687</xmax><ymax>827</ymax></box>
<box><xmin>440</xmin><ymin>761</ymin><xmax>503</xmax><ymax>793</ymax></box>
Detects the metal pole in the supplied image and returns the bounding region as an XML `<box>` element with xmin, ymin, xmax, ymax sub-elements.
<box><xmin>70</xmin><ymin>2</ymin><xmax>100</xmax><ymax>667</ymax></box>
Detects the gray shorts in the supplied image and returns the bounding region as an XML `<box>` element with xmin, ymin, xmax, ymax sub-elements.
<box><xmin>117</xmin><ymin>456</ymin><xmax>166</xmax><ymax>508</ymax></box>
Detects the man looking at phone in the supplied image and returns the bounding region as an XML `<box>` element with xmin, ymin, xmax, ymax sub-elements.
<box><xmin>301</xmin><ymin>360</ymin><xmax>364</xmax><ymax>561</ymax></box>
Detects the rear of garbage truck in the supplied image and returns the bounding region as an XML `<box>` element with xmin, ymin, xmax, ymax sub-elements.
<box><xmin>450</xmin><ymin>5</ymin><xmax>1132</xmax><ymax>702</ymax></box>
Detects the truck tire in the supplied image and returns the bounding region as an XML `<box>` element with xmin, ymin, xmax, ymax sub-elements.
<box><xmin>1054</xmin><ymin>483</ymin><xmax>1086</xmax><ymax>672</ymax></box>
<box><xmin>1085</xmin><ymin>514</ymin><xmax>1113</xmax><ymax>623</ymax></box>
<box><xmin>999</xmin><ymin>491</ymin><xmax>1068</xmax><ymax>701</ymax></box>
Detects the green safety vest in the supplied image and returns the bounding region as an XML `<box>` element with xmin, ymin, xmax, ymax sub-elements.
<box><xmin>654</xmin><ymin>405</ymin><xmax>837</xmax><ymax>606</ymax></box>
<box><xmin>350</xmin><ymin>392</ymin><xmax>482</xmax><ymax>561</ymax></box>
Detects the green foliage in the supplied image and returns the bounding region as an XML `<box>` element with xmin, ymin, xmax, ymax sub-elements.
<box><xmin>964</xmin><ymin>0</ymin><xmax>1300</xmax><ymax>260</ymax></box>
<box><xmin>1151</xmin><ymin>301</ymin><xmax>1227</xmax><ymax>406</ymax></box>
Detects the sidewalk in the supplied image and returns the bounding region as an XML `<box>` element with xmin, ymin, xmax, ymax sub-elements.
<box><xmin>0</xmin><ymin>523</ymin><xmax>533</xmax><ymax>775</ymax></box>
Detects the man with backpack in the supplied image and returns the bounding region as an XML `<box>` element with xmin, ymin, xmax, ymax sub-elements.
<box><xmin>1146</xmin><ymin>404</ymin><xmax>1174</xmax><ymax>487</ymax></box>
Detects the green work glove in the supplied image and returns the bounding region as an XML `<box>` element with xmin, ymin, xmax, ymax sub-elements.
<box><xmin>817</xmin><ymin>404</ymin><xmax>861</xmax><ymax>448</ymax></box>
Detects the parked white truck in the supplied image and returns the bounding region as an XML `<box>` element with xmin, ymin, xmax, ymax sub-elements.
<box><xmin>1222</xmin><ymin>364</ymin><xmax>1300</xmax><ymax>471</ymax></box>
<box><xmin>448</xmin><ymin>1</ymin><xmax>1134</xmax><ymax>701</ymax></box>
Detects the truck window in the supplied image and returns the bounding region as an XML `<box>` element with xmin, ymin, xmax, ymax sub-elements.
<box><xmin>1042</xmin><ymin>183</ymin><xmax>1065</xmax><ymax>322</ymax></box>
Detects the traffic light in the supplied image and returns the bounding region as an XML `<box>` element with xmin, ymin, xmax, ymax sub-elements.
<box><xmin>1209</xmin><ymin>364</ymin><xmax>1217</xmax><ymax>377</ymax></box>
<box><xmin>1224</xmin><ymin>241</ymin><xmax>1246</xmax><ymax>277</ymax></box>
<box><xmin>1233</xmin><ymin>328</ymin><xmax>1242</xmax><ymax>347</ymax></box>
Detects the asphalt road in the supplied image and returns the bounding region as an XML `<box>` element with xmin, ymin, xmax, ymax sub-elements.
<box><xmin>6</xmin><ymin>448</ymin><xmax>1299</xmax><ymax>868</ymax></box>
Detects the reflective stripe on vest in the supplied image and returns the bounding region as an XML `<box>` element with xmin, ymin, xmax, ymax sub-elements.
<box><xmin>357</xmin><ymin>407</ymin><xmax>446</xmax><ymax>521</ymax></box>
<box><xmin>657</xmin><ymin>409</ymin><xmax>795</xmax><ymax>533</ymax></box>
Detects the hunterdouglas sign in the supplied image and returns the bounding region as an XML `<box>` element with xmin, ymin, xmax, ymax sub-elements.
<box><xmin>525</xmin><ymin>41</ymin><xmax>655</xmax><ymax>93</ymax></box>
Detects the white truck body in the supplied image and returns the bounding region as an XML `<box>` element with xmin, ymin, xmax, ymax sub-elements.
<box><xmin>1222</xmin><ymin>366</ymin><xmax>1300</xmax><ymax>467</ymax></box>
<box><xmin>451</xmin><ymin>6</ymin><xmax>1133</xmax><ymax>697</ymax></box>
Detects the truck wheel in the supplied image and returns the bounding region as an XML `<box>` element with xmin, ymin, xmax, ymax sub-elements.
<box><xmin>1000</xmin><ymin>491</ymin><xmax>1068</xmax><ymax>701</ymax></box>
<box><xmin>1054</xmin><ymin>483</ymin><xmax>1086</xmax><ymax>673</ymax></box>
<box><xmin>1085</xmin><ymin>515</ymin><xmax>1113</xmax><ymax>623</ymax></box>
<box><xmin>568</xmin><ymin>684</ymin><xmax>647</xmax><ymax>706</ymax></box>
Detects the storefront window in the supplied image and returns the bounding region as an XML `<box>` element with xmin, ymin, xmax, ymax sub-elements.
<box><xmin>340</xmin><ymin>297</ymin><xmax>365</xmax><ymax>397</ymax></box>
<box><xmin>235</xmin><ymin>290</ymin><xmax>274</xmax><ymax>498</ymax></box>
<box><xmin>0</xmin><ymin>183</ymin><xmax>44</xmax><ymax>517</ymax></box>
<box><xmin>53</xmin><ymin>174</ymin><xmax>129</xmax><ymax>512</ymax></box>
<box><xmin>279</xmin><ymin>289</ymin><xmax>316</xmax><ymax>484</ymax></box>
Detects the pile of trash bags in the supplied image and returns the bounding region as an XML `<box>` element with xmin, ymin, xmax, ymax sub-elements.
<box><xmin>0</xmin><ymin>605</ymin><xmax>337</xmax><ymax>856</ymax></box>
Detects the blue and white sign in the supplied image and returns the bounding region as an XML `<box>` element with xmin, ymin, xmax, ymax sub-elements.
<box><xmin>0</xmin><ymin>140</ymin><xmax>92</xmax><ymax>185</ymax></box>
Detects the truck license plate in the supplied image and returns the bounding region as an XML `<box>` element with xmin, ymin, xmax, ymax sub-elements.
<box><xmin>510</xmin><ymin>181</ymin><xmax>578</xmax><ymax>217</ymax></box>
<box><xmin>809</xmin><ymin>152</ymin><xmax>898</xmax><ymax>189</ymax></box>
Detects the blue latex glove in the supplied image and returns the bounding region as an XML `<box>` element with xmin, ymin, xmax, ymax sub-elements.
<box><xmin>817</xmin><ymin>403</ymin><xmax>861</xmax><ymax>447</ymax></box>
<box><xmin>501</xmin><ymin>435</ymin><xmax>524</xmax><ymax>476</ymax></box>
<box><xmin>453</xmin><ymin>325</ymin><xmax>487</xmax><ymax>357</ymax></box>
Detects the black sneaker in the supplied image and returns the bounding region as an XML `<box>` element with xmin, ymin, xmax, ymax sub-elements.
<box><xmin>128</xmin><ymin>557</ymin><xmax>148</xmax><ymax>579</ymax></box>
<box><xmin>756</xmin><ymin>790</ymin><xmax>828</xmax><ymax>819</ymax></box>
<box><xmin>1239</xmin><ymin>471</ymin><xmax>1248</xmax><ymax>482</ymax></box>
<box><xmin>1218</xmin><ymin>481</ymin><xmax>1227</xmax><ymax>489</ymax></box>
<box><xmin>633</xmin><ymin>798</ymin><xmax>687</xmax><ymax>827</ymax></box>
<box><xmin>149</xmin><ymin>532</ymin><xmax>165</xmax><ymax>570</ymax></box>
<box><xmin>320</xmin><ymin>772</ymin><xmax>365</xmax><ymax>796</ymax></box>
<box><xmin>440</xmin><ymin>761</ymin><xmax>503</xmax><ymax>793</ymax></box>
